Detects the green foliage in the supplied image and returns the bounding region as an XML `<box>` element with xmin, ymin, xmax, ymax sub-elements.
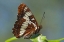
<box><xmin>5</xmin><ymin>37</ymin><xmax>17</xmax><ymax>42</ymax></box>
<box><xmin>5</xmin><ymin>34</ymin><xmax>64</xmax><ymax>42</ymax></box>
<box><xmin>30</xmin><ymin>34</ymin><xmax>64</xmax><ymax>42</ymax></box>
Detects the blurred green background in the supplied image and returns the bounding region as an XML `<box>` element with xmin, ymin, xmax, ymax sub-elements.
<box><xmin>0</xmin><ymin>0</ymin><xmax>64</xmax><ymax>42</ymax></box>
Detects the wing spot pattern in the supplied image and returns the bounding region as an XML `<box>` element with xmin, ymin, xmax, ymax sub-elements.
<box><xmin>19</xmin><ymin>11</ymin><xmax>37</xmax><ymax>36</ymax></box>
<box><xmin>24</xmin><ymin>7</ymin><xmax>28</xmax><ymax>12</ymax></box>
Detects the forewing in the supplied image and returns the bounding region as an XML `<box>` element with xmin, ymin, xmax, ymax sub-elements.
<box><xmin>12</xmin><ymin>3</ymin><xmax>40</xmax><ymax>38</ymax></box>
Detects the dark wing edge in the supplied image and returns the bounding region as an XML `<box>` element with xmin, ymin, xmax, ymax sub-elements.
<box><xmin>12</xmin><ymin>3</ymin><xmax>26</xmax><ymax>38</ymax></box>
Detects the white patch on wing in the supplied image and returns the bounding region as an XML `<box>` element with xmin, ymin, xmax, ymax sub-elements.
<box><xmin>19</xmin><ymin>29</ymin><xmax>26</xmax><ymax>36</ymax></box>
<box><xmin>28</xmin><ymin>21</ymin><xmax>37</xmax><ymax>30</ymax></box>
<box><xmin>31</xmin><ymin>18</ymin><xmax>35</xmax><ymax>20</ymax></box>
<box><xmin>31</xmin><ymin>22</ymin><xmax>37</xmax><ymax>30</ymax></box>
<box><xmin>29</xmin><ymin>21</ymin><xmax>31</xmax><ymax>24</ymax></box>
<box><xmin>23</xmin><ymin>21</ymin><xmax>28</xmax><ymax>23</ymax></box>
<box><xmin>24</xmin><ymin>7</ymin><xmax>28</xmax><ymax>12</ymax></box>
<box><xmin>26</xmin><ymin>12</ymin><xmax>32</xmax><ymax>16</ymax></box>
<box><xmin>19</xmin><ymin>12</ymin><xmax>29</xmax><ymax>36</ymax></box>
<box><xmin>19</xmin><ymin>11</ymin><xmax>37</xmax><ymax>36</ymax></box>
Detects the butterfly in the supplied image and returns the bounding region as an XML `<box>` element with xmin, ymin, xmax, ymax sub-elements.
<box><xmin>12</xmin><ymin>3</ymin><xmax>42</xmax><ymax>39</ymax></box>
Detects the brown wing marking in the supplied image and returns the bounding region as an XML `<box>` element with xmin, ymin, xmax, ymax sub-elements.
<box><xmin>12</xmin><ymin>3</ymin><xmax>27</xmax><ymax>38</ymax></box>
<box><xmin>29</xmin><ymin>15</ymin><xmax>41</xmax><ymax>34</ymax></box>
<box><xmin>12</xmin><ymin>3</ymin><xmax>42</xmax><ymax>38</ymax></box>
<box><xmin>22</xmin><ymin>23</ymin><xmax>35</xmax><ymax>39</ymax></box>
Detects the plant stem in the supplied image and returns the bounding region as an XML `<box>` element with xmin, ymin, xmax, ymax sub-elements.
<box><xmin>5</xmin><ymin>37</ymin><xmax>17</xmax><ymax>42</ymax></box>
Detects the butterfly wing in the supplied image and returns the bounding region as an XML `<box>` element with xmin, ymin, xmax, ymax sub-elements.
<box><xmin>12</xmin><ymin>3</ymin><xmax>41</xmax><ymax>39</ymax></box>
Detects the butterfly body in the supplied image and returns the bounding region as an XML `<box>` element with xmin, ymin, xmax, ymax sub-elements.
<box><xmin>12</xmin><ymin>3</ymin><xmax>42</xmax><ymax>39</ymax></box>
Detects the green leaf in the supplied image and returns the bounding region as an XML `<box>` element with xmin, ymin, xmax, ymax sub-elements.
<box><xmin>5</xmin><ymin>34</ymin><xmax>64</xmax><ymax>42</ymax></box>
<box><xmin>5</xmin><ymin>37</ymin><xmax>17</xmax><ymax>42</ymax></box>
<box><xmin>30</xmin><ymin>34</ymin><xmax>48</xmax><ymax>42</ymax></box>
<box><xmin>30</xmin><ymin>34</ymin><xmax>64</xmax><ymax>42</ymax></box>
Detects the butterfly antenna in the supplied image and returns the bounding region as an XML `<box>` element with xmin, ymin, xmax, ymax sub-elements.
<box><xmin>40</xmin><ymin>12</ymin><xmax>45</xmax><ymax>26</ymax></box>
